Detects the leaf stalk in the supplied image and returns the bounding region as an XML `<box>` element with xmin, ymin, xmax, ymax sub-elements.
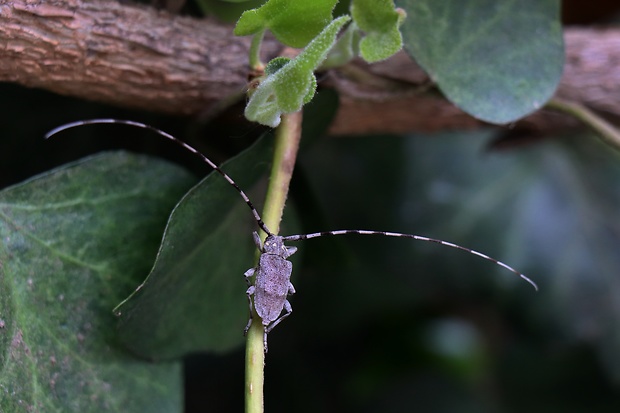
<box><xmin>249</xmin><ymin>30</ymin><xmax>266</xmax><ymax>72</ymax></box>
<box><xmin>547</xmin><ymin>98</ymin><xmax>620</xmax><ymax>150</ymax></box>
<box><xmin>245</xmin><ymin>111</ymin><xmax>303</xmax><ymax>413</ymax></box>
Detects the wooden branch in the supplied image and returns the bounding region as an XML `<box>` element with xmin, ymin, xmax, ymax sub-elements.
<box><xmin>1</xmin><ymin>0</ymin><xmax>618</xmax><ymax>135</ymax></box>
<box><xmin>0</xmin><ymin>0</ymin><xmax>281</xmax><ymax>115</ymax></box>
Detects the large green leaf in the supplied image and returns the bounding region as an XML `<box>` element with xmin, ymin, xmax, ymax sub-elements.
<box><xmin>396</xmin><ymin>0</ymin><xmax>563</xmax><ymax>123</ymax></box>
<box><xmin>0</xmin><ymin>153</ymin><xmax>194</xmax><ymax>412</ymax></box>
<box><xmin>115</xmin><ymin>133</ymin><xmax>274</xmax><ymax>359</ymax></box>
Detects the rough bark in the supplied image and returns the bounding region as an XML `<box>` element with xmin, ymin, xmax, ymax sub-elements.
<box><xmin>0</xmin><ymin>0</ymin><xmax>280</xmax><ymax>115</ymax></box>
<box><xmin>0</xmin><ymin>0</ymin><xmax>618</xmax><ymax>135</ymax></box>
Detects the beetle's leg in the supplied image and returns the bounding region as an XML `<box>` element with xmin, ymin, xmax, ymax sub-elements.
<box><xmin>243</xmin><ymin>285</ymin><xmax>256</xmax><ymax>335</ymax></box>
<box><xmin>263</xmin><ymin>301</ymin><xmax>293</xmax><ymax>352</ymax></box>
<box><xmin>252</xmin><ymin>231</ymin><xmax>262</xmax><ymax>250</ymax></box>
<box><xmin>284</xmin><ymin>246</ymin><xmax>297</xmax><ymax>258</ymax></box>
<box><xmin>265</xmin><ymin>300</ymin><xmax>293</xmax><ymax>334</ymax></box>
<box><xmin>244</xmin><ymin>267</ymin><xmax>255</xmax><ymax>286</ymax></box>
<box><xmin>288</xmin><ymin>282</ymin><xmax>296</xmax><ymax>296</ymax></box>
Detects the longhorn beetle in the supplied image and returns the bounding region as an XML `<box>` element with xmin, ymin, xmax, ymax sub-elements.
<box><xmin>46</xmin><ymin>119</ymin><xmax>538</xmax><ymax>352</ymax></box>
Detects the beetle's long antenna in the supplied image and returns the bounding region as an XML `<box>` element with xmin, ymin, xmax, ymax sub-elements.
<box><xmin>283</xmin><ymin>230</ymin><xmax>538</xmax><ymax>291</ymax></box>
<box><xmin>45</xmin><ymin>119</ymin><xmax>274</xmax><ymax>236</ymax></box>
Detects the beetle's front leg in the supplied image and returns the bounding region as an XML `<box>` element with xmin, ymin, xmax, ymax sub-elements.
<box><xmin>251</xmin><ymin>231</ymin><xmax>262</xmax><ymax>250</ymax></box>
<box><xmin>244</xmin><ymin>267</ymin><xmax>255</xmax><ymax>286</ymax></box>
<box><xmin>244</xmin><ymin>285</ymin><xmax>255</xmax><ymax>335</ymax></box>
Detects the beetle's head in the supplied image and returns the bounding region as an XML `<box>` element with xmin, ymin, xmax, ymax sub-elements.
<box><xmin>263</xmin><ymin>235</ymin><xmax>287</xmax><ymax>255</ymax></box>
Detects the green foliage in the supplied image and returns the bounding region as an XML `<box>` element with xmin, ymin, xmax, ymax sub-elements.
<box><xmin>243</xmin><ymin>129</ymin><xmax>620</xmax><ymax>412</ymax></box>
<box><xmin>0</xmin><ymin>153</ymin><xmax>192</xmax><ymax>412</ymax></box>
<box><xmin>234</xmin><ymin>0</ymin><xmax>338</xmax><ymax>48</ymax></box>
<box><xmin>397</xmin><ymin>0</ymin><xmax>563</xmax><ymax>123</ymax></box>
<box><xmin>0</xmin><ymin>88</ymin><xmax>339</xmax><ymax>410</ymax></box>
<box><xmin>244</xmin><ymin>16</ymin><xmax>350</xmax><ymax>127</ymax></box>
<box><xmin>264</xmin><ymin>56</ymin><xmax>291</xmax><ymax>75</ymax></box>
<box><xmin>234</xmin><ymin>0</ymin><xmax>562</xmax><ymax>126</ymax></box>
<box><xmin>318</xmin><ymin>20</ymin><xmax>361</xmax><ymax>70</ymax></box>
<box><xmin>0</xmin><ymin>0</ymin><xmax>598</xmax><ymax>411</ymax></box>
<box><xmin>351</xmin><ymin>0</ymin><xmax>405</xmax><ymax>62</ymax></box>
<box><xmin>235</xmin><ymin>0</ymin><xmax>406</xmax><ymax>126</ymax></box>
<box><xmin>110</xmin><ymin>90</ymin><xmax>337</xmax><ymax>360</ymax></box>
<box><xmin>115</xmin><ymin>134</ymin><xmax>274</xmax><ymax>359</ymax></box>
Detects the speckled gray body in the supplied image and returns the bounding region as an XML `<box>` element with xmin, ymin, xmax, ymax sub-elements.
<box><xmin>244</xmin><ymin>232</ymin><xmax>297</xmax><ymax>351</ymax></box>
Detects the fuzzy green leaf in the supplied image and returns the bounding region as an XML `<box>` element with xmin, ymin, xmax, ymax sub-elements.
<box><xmin>351</xmin><ymin>0</ymin><xmax>405</xmax><ymax>63</ymax></box>
<box><xmin>320</xmin><ymin>21</ymin><xmax>362</xmax><ymax>70</ymax></box>
<box><xmin>396</xmin><ymin>0</ymin><xmax>563</xmax><ymax>124</ymax></box>
<box><xmin>0</xmin><ymin>153</ymin><xmax>193</xmax><ymax>412</ymax></box>
<box><xmin>245</xmin><ymin>15</ymin><xmax>350</xmax><ymax>127</ymax></box>
<box><xmin>234</xmin><ymin>0</ymin><xmax>338</xmax><ymax>48</ymax></box>
<box><xmin>115</xmin><ymin>134</ymin><xmax>274</xmax><ymax>359</ymax></box>
<box><xmin>264</xmin><ymin>56</ymin><xmax>292</xmax><ymax>75</ymax></box>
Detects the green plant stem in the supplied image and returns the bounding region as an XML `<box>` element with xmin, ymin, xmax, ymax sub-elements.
<box><xmin>261</xmin><ymin>111</ymin><xmax>303</xmax><ymax>235</ymax></box>
<box><xmin>547</xmin><ymin>98</ymin><xmax>620</xmax><ymax>150</ymax></box>
<box><xmin>249</xmin><ymin>29</ymin><xmax>266</xmax><ymax>72</ymax></box>
<box><xmin>245</xmin><ymin>111</ymin><xmax>303</xmax><ymax>413</ymax></box>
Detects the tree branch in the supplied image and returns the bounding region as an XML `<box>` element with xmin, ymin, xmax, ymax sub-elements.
<box><xmin>0</xmin><ymin>0</ymin><xmax>281</xmax><ymax>115</ymax></box>
<box><xmin>1</xmin><ymin>0</ymin><xmax>619</xmax><ymax>135</ymax></box>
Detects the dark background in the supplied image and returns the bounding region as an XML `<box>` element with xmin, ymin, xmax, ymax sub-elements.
<box><xmin>3</xmin><ymin>1</ymin><xmax>620</xmax><ymax>412</ymax></box>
